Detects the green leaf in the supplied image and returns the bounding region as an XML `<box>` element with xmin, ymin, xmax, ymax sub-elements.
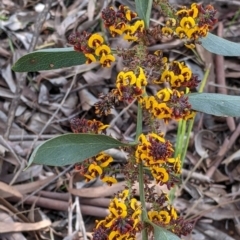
<box><xmin>188</xmin><ymin>93</ymin><xmax>240</xmax><ymax>117</ymax></box>
<box><xmin>135</xmin><ymin>0</ymin><xmax>153</xmax><ymax>28</ymax></box>
<box><xmin>150</xmin><ymin>222</ymin><xmax>181</xmax><ymax>240</ymax></box>
<box><xmin>12</xmin><ymin>48</ymin><xmax>86</xmax><ymax>72</ymax></box>
<box><xmin>28</xmin><ymin>133</ymin><xmax>133</xmax><ymax>167</ymax></box>
<box><xmin>201</xmin><ymin>33</ymin><xmax>240</xmax><ymax>56</ymax></box>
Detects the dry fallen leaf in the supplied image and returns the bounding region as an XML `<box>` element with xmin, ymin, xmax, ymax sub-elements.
<box><xmin>0</xmin><ymin>219</ymin><xmax>51</xmax><ymax>233</ymax></box>
<box><xmin>0</xmin><ymin>181</ymin><xmax>22</xmax><ymax>198</ymax></box>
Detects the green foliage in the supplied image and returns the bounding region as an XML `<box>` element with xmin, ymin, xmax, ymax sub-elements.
<box><xmin>135</xmin><ymin>0</ymin><xmax>153</xmax><ymax>28</ymax></box>
<box><xmin>12</xmin><ymin>48</ymin><xmax>86</xmax><ymax>72</ymax></box>
<box><xmin>201</xmin><ymin>33</ymin><xmax>240</xmax><ymax>56</ymax></box>
<box><xmin>188</xmin><ymin>93</ymin><xmax>240</xmax><ymax>117</ymax></box>
<box><xmin>28</xmin><ymin>134</ymin><xmax>132</xmax><ymax>167</ymax></box>
<box><xmin>149</xmin><ymin>222</ymin><xmax>181</xmax><ymax>240</ymax></box>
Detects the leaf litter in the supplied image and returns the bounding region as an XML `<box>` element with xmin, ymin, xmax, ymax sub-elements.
<box><xmin>1</xmin><ymin>0</ymin><xmax>240</xmax><ymax>239</ymax></box>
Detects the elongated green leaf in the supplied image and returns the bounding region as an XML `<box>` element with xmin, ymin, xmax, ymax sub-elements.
<box><xmin>201</xmin><ymin>33</ymin><xmax>240</xmax><ymax>56</ymax></box>
<box><xmin>188</xmin><ymin>93</ymin><xmax>240</xmax><ymax>117</ymax></box>
<box><xmin>12</xmin><ymin>48</ymin><xmax>86</xmax><ymax>72</ymax></box>
<box><xmin>135</xmin><ymin>0</ymin><xmax>152</xmax><ymax>28</ymax></box>
<box><xmin>150</xmin><ymin>222</ymin><xmax>181</xmax><ymax>240</ymax></box>
<box><xmin>28</xmin><ymin>134</ymin><xmax>133</xmax><ymax>167</ymax></box>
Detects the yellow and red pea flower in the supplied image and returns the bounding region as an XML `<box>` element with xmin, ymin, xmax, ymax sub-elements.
<box><xmin>180</xmin><ymin>16</ymin><xmax>196</xmax><ymax>29</ymax></box>
<box><xmin>152</xmin><ymin>102</ymin><xmax>173</xmax><ymax>121</ymax></box>
<box><xmin>95</xmin><ymin>152</ymin><xmax>113</xmax><ymax>167</ymax></box>
<box><xmin>84</xmin><ymin>163</ymin><xmax>103</xmax><ymax>181</ymax></box>
<box><xmin>109</xmin><ymin>198</ymin><xmax>128</xmax><ymax>218</ymax></box>
<box><xmin>151</xmin><ymin>166</ymin><xmax>169</xmax><ymax>184</ymax></box>
<box><xmin>162</xmin><ymin>27</ymin><xmax>174</xmax><ymax>36</ymax></box>
<box><xmin>88</xmin><ymin>33</ymin><xmax>104</xmax><ymax>49</ymax></box>
<box><xmin>168</xmin><ymin>155</ymin><xmax>182</xmax><ymax>174</ymax></box>
<box><xmin>101</xmin><ymin>176</ymin><xmax>118</xmax><ymax>185</ymax></box>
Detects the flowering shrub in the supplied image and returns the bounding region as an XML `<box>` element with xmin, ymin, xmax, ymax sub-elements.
<box><xmin>64</xmin><ymin>2</ymin><xmax>218</xmax><ymax>239</ymax></box>
<box><xmin>12</xmin><ymin>0</ymin><xmax>240</xmax><ymax>239</ymax></box>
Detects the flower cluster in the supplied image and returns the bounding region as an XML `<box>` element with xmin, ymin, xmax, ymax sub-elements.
<box><xmin>116</xmin><ymin>67</ymin><xmax>148</xmax><ymax>103</ymax></box>
<box><xmin>148</xmin><ymin>205</ymin><xmax>193</xmax><ymax>236</ymax></box>
<box><xmin>148</xmin><ymin>206</ymin><xmax>177</xmax><ymax>226</ymax></box>
<box><xmin>160</xmin><ymin>2</ymin><xmax>217</xmax><ymax>47</ymax></box>
<box><xmin>102</xmin><ymin>5</ymin><xmax>145</xmax><ymax>41</ymax></box>
<box><xmin>93</xmin><ymin>189</ymin><xmax>142</xmax><ymax>240</ymax></box>
<box><xmin>70</xmin><ymin>118</ymin><xmax>117</xmax><ymax>185</ymax></box>
<box><xmin>75</xmin><ymin>151</ymin><xmax>117</xmax><ymax>185</ymax></box>
<box><xmin>136</xmin><ymin>133</ymin><xmax>181</xmax><ymax>189</ymax></box>
<box><xmin>155</xmin><ymin>60</ymin><xmax>196</xmax><ymax>88</ymax></box>
<box><xmin>68</xmin><ymin>32</ymin><xmax>115</xmax><ymax>67</ymax></box>
<box><xmin>143</xmin><ymin>88</ymin><xmax>194</xmax><ymax>122</ymax></box>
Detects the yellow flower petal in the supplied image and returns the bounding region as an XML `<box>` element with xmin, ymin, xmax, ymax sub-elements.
<box><xmin>159</xmin><ymin>210</ymin><xmax>171</xmax><ymax>224</ymax></box>
<box><xmin>136</xmin><ymin>67</ymin><xmax>147</xmax><ymax>88</ymax></box>
<box><xmin>109</xmin><ymin>25</ymin><xmax>125</xmax><ymax>36</ymax></box>
<box><xmin>110</xmin><ymin>199</ymin><xmax>127</xmax><ymax>218</ymax></box>
<box><xmin>190</xmin><ymin>3</ymin><xmax>199</xmax><ymax>18</ymax></box>
<box><xmin>156</xmin><ymin>88</ymin><xmax>173</xmax><ymax>102</ymax></box>
<box><xmin>95</xmin><ymin>153</ymin><xmax>113</xmax><ymax>168</ymax></box>
<box><xmin>151</xmin><ymin>166</ymin><xmax>169</xmax><ymax>183</ymax></box>
<box><xmin>124</xmin><ymin>71</ymin><xmax>137</xmax><ymax>85</ymax></box>
<box><xmin>176</xmin><ymin>8</ymin><xmax>188</xmax><ymax>16</ymax></box>
<box><xmin>181</xmin><ymin>66</ymin><xmax>192</xmax><ymax>81</ymax></box>
<box><xmin>148</xmin><ymin>210</ymin><xmax>162</xmax><ymax>222</ymax></box>
<box><xmin>100</xmin><ymin>54</ymin><xmax>115</xmax><ymax>67</ymax></box>
<box><xmin>162</xmin><ymin>27</ymin><xmax>173</xmax><ymax>36</ymax></box>
<box><xmin>123</xmin><ymin>33</ymin><xmax>138</xmax><ymax>42</ymax></box>
<box><xmin>166</xmin><ymin>18</ymin><xmax>176</xmax><ymax>27</ymax></box>
<box><xmin>180</xmin><ymin>17</ymin><xmax>195</xmax><ymax>29</ymax></box>
<box><xmin>125</xmin><ymin>9</ymin><xmax>132</xmax><ymax>21</ymax></box>
<box><xmin>144</xmin><ymin>96</ymin><xmax>156</xmax><ymax>110</ymax></box>
<box><xmin>88</xmin><ymin>163</ymin><xmax>103</xmax><ymax>175</ymax></box>
<box><xmin>84</xmin><ymin>53</ymin><xmax>97</xmax><ymax>64</ymax></box>
<box><xmin>176</xmin><ymin>26</ymin><xmax>187</xmax><ymax>39</ymax></box>
<box><xmin>88</xmin><ymin>33</ymin><xmax>104</xmax><ymax>49</ymax></box>
<box><xmin>133</xmin><ymin>20</ymin><xmax>145</xmax><ymax>32</ymax></box>
<box><xmin>153</xmin><ymin>103</ymin><xmax>172</xmax><ymax>119</ymax></box>
<box><xmin>95</xmin><ymin>44</ymin><xmax>111</xmax><ymax>56</ymax></box>
<box><xmin>109</xmin><ymin>231</ymin><xmax>120</xmax><ymax>240</ymax></box>
<box><xmin>149</xmin><ymin>132</ymin><xmax>165</xmax><ymax>143</ymax></box>
<box><xmin>101</xmin><ymin>176</ymin><xmax>117</xmax><ymax>185</ymax></box>
<box><xmin>160</xmin><ymin>70</ymin><xmax>175</xmax><ymax>83</ymax></box>
<box><xmin>120</xmin><ymin>189</ymin><xmax>129</xmax><ymax>201</ymax></box>
<box><xmin>170</xmin><ymin>207</ymin><xmax>178</xmax><ymax>220</ymax></box>
<box><xmin>130</xmin><ymin>198</ymin><xmax>138</xmax><ymax>210</ymax></box>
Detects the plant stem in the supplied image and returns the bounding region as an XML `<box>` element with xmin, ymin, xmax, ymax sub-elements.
<box><xmin>139</xmin><ymin>162</ymin><xmax>148</xmax><ymax>240</ymax></box>
<box><xmin>181</xmin><ymin>64</ymin><xmax>211</xmax><ymax>161</ymax></box>
<box><xmin>136</xmin><ymin>102</ymin><xmax>143</xmax><ymax>139</ymax></box>
<box><xmin>136</xmin><ymin>102</ymin><xmax>148</xmax><ymax>240</ymax></box>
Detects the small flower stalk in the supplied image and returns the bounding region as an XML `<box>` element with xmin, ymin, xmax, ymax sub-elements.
<box><xmin>68</xmin><ymin>1</ymin><xmax>217</xmax><ymax>239</ymax></box>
